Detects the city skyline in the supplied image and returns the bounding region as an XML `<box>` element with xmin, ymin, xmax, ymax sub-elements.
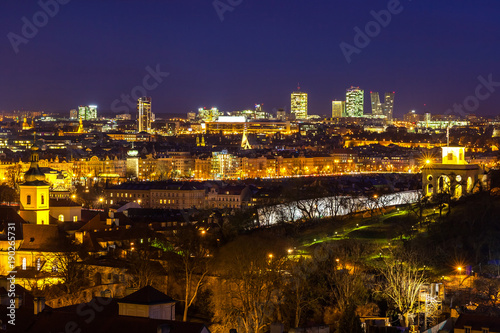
<box><xmin>1</xmin><ymin>1</ymin><xmax>500</xmax><ymax>117</ymax></box>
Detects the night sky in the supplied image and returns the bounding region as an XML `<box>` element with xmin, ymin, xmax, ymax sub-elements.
<box><xmin>1</xmin><ymin>0</ymin><xmax>500</xmax><ymax>118</ymax></box>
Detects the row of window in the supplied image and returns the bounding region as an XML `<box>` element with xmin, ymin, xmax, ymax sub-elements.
<box><xmin>26</xmin><ymin>194</ymin><xmax>45</xmax><ymax>205</ymax></box>
<box><xmin>110</xmin><ymin>192</ymin><xmax>203</xmax><ymax>198</ymax></box>
<box><xmin>20</xmin><ymin>257</ymin><xmax>58</xmax><ymax>272</ymax></box>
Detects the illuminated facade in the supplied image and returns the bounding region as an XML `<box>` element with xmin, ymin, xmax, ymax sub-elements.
<box><xmin>332</xmin><ymin>100</ymin><xmax>345</xmax><ymax>118</ymax></box>
<box><xmin>78</xmin><ymin>105</ymin><xmax>98</xmax><ymax>120</ymax></box>
<box><xmin>19</xmin><ymin>147</ymin><xmax>50</xmax><ymax>225</ymax></box>
<box><xmin>422</xmin><ymin>146</ymin><xmax>483</xmax><ymax>198</ymax></box>
<box><xmin>291</xmin><ymin>90</ymin><xmax>308</xmax><ymax>119</ymax></box>
<box><xmin>345</xmin><ymin>86</ymin><xmax>364</xmax><ymax>117</ymax></box>
<box><xmin>205</xmin><ymin>120</ymin><xmax>291</xmax><ymax>135</ymax></box>
<box><xmin>137</xmin><ymin>97</ymin><xmax>152</xmax><ymax>133</ymax></box>
<box><xmin>198</xmin><ymin>107</ymin><xmax>221</xmax><ymax>122</ymax></box>
<box><xmin>211</xmin><ymin>150</ymin><xmax>241</xmax><ymax>179</ymax></box>
<box><xmin>370</xmin><ymin>91</ymin><xmax>395</xmax><ymax>121</ymax></box>
<box><xmin>370</xmin><ymin>92</ymin><xmax>383</xmax><ymax>116</ymax></box>
<box><xmin>383</xmin><ymin>92</ymin><xmax>395</xmax><ymax>121</ymax></box>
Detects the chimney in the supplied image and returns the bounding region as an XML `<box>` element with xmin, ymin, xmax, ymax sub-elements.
<box><xmin>157</xmin><ymin>324</ymin><xmax>171</xmax><ymax>333</ymax></box>
<box><xmin>34</xmin><ymin>297</ymin><xmax>45</xmax><ymax>315</ymax></box>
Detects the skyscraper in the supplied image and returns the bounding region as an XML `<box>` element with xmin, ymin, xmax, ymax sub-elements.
<box><xmin>370</xmin><ymin>92</ymin><xmax>383</xmax><ymax>116</ymax></box>
<box><xmin>291</xmin><ymin>87</ymin><xmax>308</xmax><ymax>119</ymax></box>
<box><xmin>78</xmin><ymin>105</ymin><xmax>97</xmax><ymax>120</ymax></box>
<box><xmin>370</xmin><ymin>91</ymin><xmax>395</xmax><ymax>121</ymax></box>
<box><xmin>332</xmin><ymin>101</ymin><xmax>345</xmax><ymax>118</ymax></box>
<box><xmin>345</xmin><ymin>87</ymin><xmax>364</xmax><ymax>117</ymax></box>
<box><xmin>382</xmin><ymin>92</ymin><xmax>395</xmax><ymax>121</ymax></box>
<box><xmin>137</xmin><ymin>97</ymin><xmax>152</xmax><ymax>133</ymax></box>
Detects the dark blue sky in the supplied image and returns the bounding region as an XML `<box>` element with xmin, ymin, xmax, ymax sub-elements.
<box><xmin>1</xmin><ymin>0</ymin><xmax>500</xmax><ymax>117</ymax></box>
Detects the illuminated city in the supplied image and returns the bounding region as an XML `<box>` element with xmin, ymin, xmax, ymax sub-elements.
<box><xmin>1</xmin><ymin>2</ymin><xmax>500</xmax><ymax>333</ymax></box>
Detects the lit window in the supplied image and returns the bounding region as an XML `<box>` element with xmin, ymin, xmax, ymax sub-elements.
<box><xmin>58</xmin><ymin>214</ymin><xmax>64</xmax><ymax>222</ymax></box>
<box><xmin>73</xmin><ymin>216</ymin><xmax>78</xmax><ymax>222</ymax></box>
<box><xmin>36</xmin><ymin>258</ymin><xmax>41</xmax><ymax>270</ymax></box>
<box><xmin>22</xmin><ymin>258</ymin><xmax>26</xmax><ymax>270</ymax></box>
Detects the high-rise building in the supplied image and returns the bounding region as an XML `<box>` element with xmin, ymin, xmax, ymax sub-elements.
<box><xmin>276</xmin><ymin>108</ymin><xmax>286</xmax><ymax>121</ymax></box>
<box><xmin>187</xmin><ymin>111</ymin><xmax>196</xmax><ymax>122</ymax></box>
<box><xmin>69</xmin><ymin>109</ymin><xmax>78</xmax><ymax>119</ymax></box>
<box><xmin>383</xmin><ymin>92</ymin><xmax>395</xmax><ymax>121</ymax></box>
<box><xmin>404</xmin><ymin>110</ymin><xmax>420</xmax><ymax>123</ymax></box>
<box><xmin>78</xmin><ymin>105</ymin><xmax>98</xmax><ymax>120</ymax></box>
<box><xmin>198</xmin><ymin>107</ymin><xmax>221</xmax><ymax>122</ymax></box>
<box><xmin>332</xmin><ymin>101</ymin><xmax>345</xmax><ymax>118</ymax></box>
<box><xmin>291</xmin><ymin>88</ymin><xmax>308</xmax><ymax>120</ymax></box>
<box><xmin>345</xmin><ymin>87</ymin><xmax>364</xmax><ymax>117</ymax></box>
<box><xmin>137</xmin><ymin>97</ymin><xmax>152</xmax><ymax>133</ymax></box>
<box><xmin>370</xmin><ymin>92</ymin><xmax>383</xmax><ymax>116</ymax></box>
<box><xmin>370</xmin><ymin>91</ymin><xmax>395</xmax><ymax>121</ymax></box>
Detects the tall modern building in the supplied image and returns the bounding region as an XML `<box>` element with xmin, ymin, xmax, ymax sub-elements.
<box><xmin>332</xmin><ymin>101</ymin><xmax>345</xmax><ymax>118</ymax></box>
<box><xmin>78</xmin><ymin>105</ymin><xmax>98</xmax><ymax>120</ymax></box>
<box><xmin>370</xmin><ymin>91</ymin><xmax>395</xmax><ymax>121</ymax></box>
<box><xmin>137</xmin><ymin>97</ymin><xmax>152</xmax><ymax>133</ymax></box>
<box><xmin>345</xmin><ymin>87</ymin><xmax>364</xmax><ymax>117</ymax></box>
<box><xmin>370</xmin><ymin>92</ymin><xmax>383</xmax><ymax>116</ymax></box>
<box><xmin>382</xmin><ymin>92</ymin><xmax>395</xmax><ymax>121</ymax></box>
<box><xmin>291</xmin><ymin>88</ymin><xmax>308</xmax><ymax>119</ymax></box>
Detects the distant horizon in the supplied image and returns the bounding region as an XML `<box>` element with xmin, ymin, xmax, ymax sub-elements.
<box><xmin>2</xmin><ymin>1</ymin><xmax>500</xmax><ymax>118</ymax></box>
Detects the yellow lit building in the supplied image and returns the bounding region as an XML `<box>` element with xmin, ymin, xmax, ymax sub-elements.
<box><xmin>291</xmin><ymin>89</ymin><xmax>308</xmax><ymax>120</ymax></box>
<box><xmin>422</xmin><ymin>146</ymin><xmax>483</xmax><ymax>198</ymax></box>
<box><xmin>137</xmin><ymin>97</ymin><xmax>152</xmax><ymax>133</ymax></box>
<box><xmin>332</xmin><ymin>101</ymin><xmax>345</xmax><ymax>118</ymax></box>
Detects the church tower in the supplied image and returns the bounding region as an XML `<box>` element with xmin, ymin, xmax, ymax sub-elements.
<box><xmin>19</xmin><ymin>146</ymin><xmax>50</xmax><ymax>225</ymax></box>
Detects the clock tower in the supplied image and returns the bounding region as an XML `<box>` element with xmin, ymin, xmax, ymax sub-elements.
<box><xmin>19</xmin><ymin>146</ymin><xmax>50</xmax><ymax>225</ymax></box>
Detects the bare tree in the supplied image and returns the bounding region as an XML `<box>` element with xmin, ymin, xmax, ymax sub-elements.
<box><xmin>170</xmin><ymin>227</ymin><xmax>211</xmax><ymax>322</ymax></box>
<box><xmin>211</xmin><ymin>236</ymin><xmax>289</xmax><ymax>333</ymax></box>
<box><xmin>378</xmin><ymin>251</ymin><xmax>427</xmax><ymax>327</ymax></box>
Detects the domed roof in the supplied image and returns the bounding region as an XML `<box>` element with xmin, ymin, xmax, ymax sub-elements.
<box><xmin>24</xmin><ymin>146</ymin><xmax>46</xmax><ymax>183</ymax></box>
